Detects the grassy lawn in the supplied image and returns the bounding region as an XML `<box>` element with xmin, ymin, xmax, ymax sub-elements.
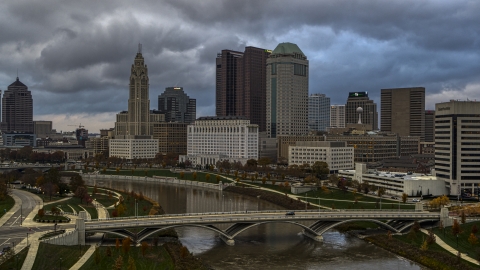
<box><xmin>432</xmin><ymin>220</ymin><xmax>480</xmax><ymax>258</ymax></box>
<box><xmin>0</xmin><ymin>195</ymin><xmax>15</xmax><ymax>218</ymax></box>
<box><xmin>32</xmin><ymin>243</ymin><xmax>89</xmax><ymax>270</ymax></box>
<box><xmin>24</xmin><ymin>189</ymin><xmax>65</xmax><ymax>203</ymax></box>
<box><xmin>1</xmin><ymin>246</ymin><xmax>29</xmax><ymax>269</ymax></box>
<box><xmin>92</xmin><ymin>193</ymin><xmax>118</xmax><ymax>208</ymax></box>
<box><xmin>48</xmin><ymin>197</ymin><xmax>98</xmax><ymax>220</ymax></box>
<box><xmin>240</xmin><ymin>181</ymin><xmax>414</xmax><ymax>210</ymax></box>
<box><xmin>109</xmin><ymin>189</ymin><xmax>154</xmax><ymax>218</ymax></box>
<box><xmin>34</xmin><ymin>214</ymin><xmax>69</xmax><ymax>221</ymax></box>
<box><xmin>79</xmin><ymin>245</ymin><xmax>174</xmax><ymax>270</ymax></box>
<box><xmin>395</xmin><ymin>231</ymin><xmax>447</xmax><ymax>253</ymax></box>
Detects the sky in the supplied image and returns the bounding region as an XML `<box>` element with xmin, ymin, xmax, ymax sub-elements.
<box><xmin>1</xmin><ymin>0</ymin><xmax>480</xmax><ymax>133</ymax></box>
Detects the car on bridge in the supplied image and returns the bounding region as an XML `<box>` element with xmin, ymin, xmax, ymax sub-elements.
<box><xmin>285</xmin><ymin>211</ymin><xmax>295</xmax><ymax>216</ymax></box>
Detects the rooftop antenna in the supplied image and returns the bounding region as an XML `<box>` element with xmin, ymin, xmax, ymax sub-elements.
<box><xmin>138</xmin><ymin>43</ymin><xmax>142</xmax><ymax>54</ymax></box>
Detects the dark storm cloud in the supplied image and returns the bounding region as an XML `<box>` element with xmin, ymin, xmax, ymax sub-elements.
<box><xmin>1</xmin><ymin>0</ymin><xmax>480</xmax><ymax>132</ymax></box>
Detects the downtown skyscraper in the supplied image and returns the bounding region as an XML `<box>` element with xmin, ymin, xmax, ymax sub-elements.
<box><xmin>308</xmin><ymin>93</ymin><xmax>330</xmax><ymax>132</ymax></box>
<box><xmin>266</xmin><ymin>42</ymin><xmax>308</xmax><ymax>138</ymax></box>
<box><xmin>215</xmin><ymin>46</ymin><xmax>270</xmax><ymax>131</ymax></box>
<box><xmin>1</xmin><ymin>77</ymin><xmax>33</xmax><ymax>133</ymax></box>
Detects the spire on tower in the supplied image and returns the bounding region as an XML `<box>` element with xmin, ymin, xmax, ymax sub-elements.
<box><xmin>138</xmin><ymin>43</ymin><xmax>142</xmax><ymax>54</ymax></box>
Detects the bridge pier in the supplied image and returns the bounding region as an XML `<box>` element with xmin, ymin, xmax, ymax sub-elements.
<box><xmin>302</xmin><ymin>230</ymin><xmax>323</xmax><ymax>242</ymax></box>
<box><xmin>77</xmin><ymin>211</ymin><xmax>87</xmax><ymax>245</ymax></box>
<box><xmin>440</xmin><ymin>206</ymin><xmax>452</xmax><ymax>227</ymax></box>
<box><xmin>219</xmin><ymin>235</ymin><xmax>235</xmax><ymax>246</ymax></box>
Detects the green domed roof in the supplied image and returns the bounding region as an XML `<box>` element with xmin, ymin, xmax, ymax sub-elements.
<box><xmin>271</xmin><ymin>42</ymin><xmax>305</xmax><ymax>56</ymax></box>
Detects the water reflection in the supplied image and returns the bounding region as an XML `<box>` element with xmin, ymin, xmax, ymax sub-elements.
<box><xmin>87</xmin><ymin>177</ymin><xmax>421</xmax><ymax>269</ymax></box>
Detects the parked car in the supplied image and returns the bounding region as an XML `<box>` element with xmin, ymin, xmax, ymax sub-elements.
<box><xmin>2</xmin><ymin>246</ymin><xmax>11</xmax><ymax>253</ymax></box>
<box><xmin>412</xmin><ymin>198</ymin><xmax>421</xmax><ymax>202</ymax></box>
<box><xmin>391</xmin><ymin>196</ymin><xmax>398</xmax><ymax>200</ymax></box>
<box><xmin>285</xmin><ymin>211</ymin><xmax>295</xmax><ymax>216</ymax></box>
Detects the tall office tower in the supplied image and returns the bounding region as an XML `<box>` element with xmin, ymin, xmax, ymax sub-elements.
<box><xmin>33</xmin><ymin>121</ymin><xmax>53</xmax><ymax>138</ymax></box>
<box><xmin>158</xmin><ymin>87</ymin><xmax>196</xmax><ymax>123</ymax></box>
<box><xmin>424</xmin><ymin>110</ymin><xmax>435</xmax><ymax>142</ymax></box>
<box><xmin>215</xmin><ymin>47</ymin><xmax>270</xmax><ymax>131</ymax></box>
<box><xmin>330</xmin><ymin>105</ymin><xmax>346</xmax><ymax>128</ymax></box>
<box><xmin>1</xmin><ymin>77</ymin><xmax>33</xmax><ymax>133</ymax></box>
<box><xmin>345</xmin><ymin>92</ymin><xmax>378</xmax><ymax>130</ymax></box>
<box><xmin>381</xmin><ymin>87</ymin><xmax>425</xmax><ymax>141</ymax></box>
<box><xmin>308</xmin><ymin>94</ymin><xmax>330</xmax><ymax>131</ymax></box>
<box><xmin>115</xmin><ymin>45</ymin><xmax>165</xmax><ymax>137</ymax></box>
<box><xmin>266</xmin><ymin>42</ymin><xmax>308</xmax><ymax>138</ymax></box>
<box><xmin>435</xmin><ymin>101</ymin><xmax>480</xmax><ymax>196</ymax></box>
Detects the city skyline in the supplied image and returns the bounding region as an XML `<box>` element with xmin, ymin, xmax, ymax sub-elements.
<box><xmin>1</xmin><ymin>1</ymin><xmax>480</xmax><ymax>132</ymax></box>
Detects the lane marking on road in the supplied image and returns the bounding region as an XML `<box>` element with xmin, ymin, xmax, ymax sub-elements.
<box><xmin>0</xmin><ymin>238</ymin><xmax>10</xmax><ymax>246</ymax></box>
<box><xmin>9</xmin><ymin>215</ymin><xmax>21</xmax><ymax>227</ymax></box>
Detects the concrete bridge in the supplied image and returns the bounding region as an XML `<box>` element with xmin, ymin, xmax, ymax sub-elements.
<box><xmin>59</xmin><ymin>208</ymin><xmax>449</xmax><ymax>246</ymax></box>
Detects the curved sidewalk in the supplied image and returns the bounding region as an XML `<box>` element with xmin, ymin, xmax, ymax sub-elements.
<box><xmin>420</xmin><ymin>228</ymin><xmax>479</xmax><ymax>265</ymax></box>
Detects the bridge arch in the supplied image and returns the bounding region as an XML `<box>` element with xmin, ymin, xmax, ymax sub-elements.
<box><xmin>88</xmin><ymin>229</ymin><xmax>136</xmax><ymax>240</ymax></box>
<box><xmin>313</xmin><ymin>219</ymin><xmax>400</xmax><ymax>235</ymax></box>
<box><xmin>227</xmin><ymin>221</ymin><xmax>319</xmax><ymax>238</ymax></box>
<box><xmin>136</xmin><ymin>224</ymin><xmax>231</xmax><ymax>243</ymax></box>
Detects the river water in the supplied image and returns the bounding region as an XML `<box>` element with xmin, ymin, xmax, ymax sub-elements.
<box><xmin>88</xmin><ymin>178</ymin><xmax>422</xmax><ymax>270</ymax></box>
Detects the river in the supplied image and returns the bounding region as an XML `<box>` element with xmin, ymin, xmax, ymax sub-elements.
<box><xmin>88</xmin><ymin>177</ymin><xmax>422</xmax><ymax>270</ymax></box>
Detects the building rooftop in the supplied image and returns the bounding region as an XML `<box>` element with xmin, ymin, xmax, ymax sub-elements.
<box><xmin>197</xmin><ymin>116</ymin><xmax>248</xmax><ymax>121</ymax></box>
<box><xmin>339</xmin><ymin>169</ymin><xmax>437</xmax><ymax>181</ymax></box>
<box><xmin>271</xmin><ymin>42</ymin><xmax>305</xmax><ymax>57</ymax></box>
<box><xmin>8</xmin><ymin>77</ymin><xmax>27</xmax><ymax>88</ymax></box>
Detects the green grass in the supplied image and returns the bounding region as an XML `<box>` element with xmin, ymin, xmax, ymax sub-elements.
<box><xmin>32</xmin><ymin>243</ymin><xmax>89</xmax><ymax>270</ymax></box>
<box><xmin>50</xmin><ymin>197</ymin><xmax>98</xmax><ymax>219</ymax></box>
<box><xmin>395</xmin><ymin>231</ymin><xmax>447</xmax><ymax>253</ymax></box>
<box><xmin>0</xmin><ymin>195</ymin><xmax>15</xmax><ymax>218</ymax></box>
<box><xmin>241</xmin><ymin>181</ymin><xmax>415</xmax><ymax>210</ymax></box>
<box><xmin>25</xmin><ymin>189</ymin><xmax>65</xmax><ymax>203</ymax></box>
<box><xmin>1</xmin><ymin>246</ymin><xmax>29</xmax><ymax>269</ymax></box>
<box><xmin>432</xmin><ymin>220</ymin><xmax>480</xmax><ymax>258</ymax></box>
<box><xmin>109</xmin><ymin>189</ymin><xmax>154</xmax><ymax>218</ymax></box>
<box><xmin>79</xmin><ymin>245</ymin><xmax>175</xmax><ymax>270</ymax></box>
<box><xmin>92</xmin><ymin>193</ymin><xmax>118</xmax><ymax>208</ymax></box>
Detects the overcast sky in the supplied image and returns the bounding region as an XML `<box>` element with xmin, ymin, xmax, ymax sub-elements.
<box><xmin>1</xmin><ymin>0</ymin><xmax>480</xmax><ymax>133</ymax></box>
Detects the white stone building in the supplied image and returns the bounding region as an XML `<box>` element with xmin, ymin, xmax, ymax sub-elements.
<box><xmin>179</xmin><ymin>116</ymin><xmax>258</xmax><ymax>166</ymax></box>
<box><xmin>435</xmin><ymin>100</ymin><xmax>480</xmax><ymax>196</ymax></box>
<box><xmin>109</xmin><ymin>138</ymin><xmax>158</xmax><ymax>160</ymax></box>
<box><xmin>288</xmin><ymin>141</ymin><xmax>354</xmax><ymax>172</ymax></box>
<box><xmin>339</xmin><ymin>163</ymin><xmax>447</xmax><ymax>197</ymax></box>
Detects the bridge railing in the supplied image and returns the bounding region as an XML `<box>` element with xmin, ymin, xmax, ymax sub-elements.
<box><xmin>87</xmin><ymin>208</ymin><xmax>424</xmax><ymax>223</ymax></box>
<box><xmin>85</xmin><ymin>213</ymin><xmax>441</xmax><ymax>229</ymax></box>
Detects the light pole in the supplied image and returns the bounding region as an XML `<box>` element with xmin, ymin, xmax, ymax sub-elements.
<box><xmin>20</xmin><ymin>204</ymin><xmax>22</xmax><ymax>225</ymax></box>
<box><xmin>26</xmin><ymin>233</ymin><xmax>29</xmax><ymax>246</ymax></box>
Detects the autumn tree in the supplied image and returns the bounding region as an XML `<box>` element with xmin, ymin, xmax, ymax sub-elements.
<box><xmin>452</xmin><ymin>219</ymin><xmax>462</xmax><ymax>237</ymax></box>
<box><xmin>69</xmin><ymin>174</ymin><xmax>84</xmax><ymax>194</ymax></box>
<box><xmin>192</xmin><ymin>172</ymin><xmax>197</xmax><ymax>181</ymax></box>
<box><xmin>402</xmin><ymin>193</ymin><xmax>408</xmax><ymax>203</ymax></box>
<box><xmin>122</xmin><ymin>237</ymin><xmax>131</xmax><ymax>254</ymax></box>
<box><xmin>127</xmin><ymin>256</ymin><xmax>136</xmax><ymax>270</ymax></box>
<box><xmin>461</xmin><ymin>211</ymin><xmax>467</xmax><ymax>224</ymax></box>
<box><xmin>113</xmin><ymin>255</ymin><xmax>123</xmax><ymax>270</ymax></box>
<box><xmin>75</xmin><ymin>186</ymin><xmax>88</xmax><ymax>204</ymax></box>
<box><xmin>37</xmin><ymin>208</ymin><xmax>45</xmax><ymax>218</ymax></box>
<box><xmin>216</xmin><ymin>175</ymin><xmax>221</xmax><ymax>183</ymax></box>
<box><xmin>141</xmin><ymin>241</ymin><xmax>149</xmax><ymax>257</ymax></box>
<box><xmin>469</xmin><ymin>233</ymin><xmax>478</xmax><ymax>246</ymax></box>
<box><xmin>205</xmin><ymin>174</ymin><xmax>210</xmax><ymax>182</ymax></box>
<box><xmin>106</xmin><ymin>246</ymin><xmax>112</xmax><ymax>257</ymax></box>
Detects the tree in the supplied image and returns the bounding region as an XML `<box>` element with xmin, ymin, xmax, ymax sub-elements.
<box><xmin>141</xmin><ymin>241</ymin><xmax>149</xmax><ymax>257</ymax></box>
<box><xmin>94</xmin><ymin>246</ymin><xmax>101</xmax><ymax>265</ymax></box>
<box><xmin>452</xmin><ymin>219</ymin><xmax>462</xmax><ymax>237</ymax></box>
<box><xmin>179</xmin><ymin>172</ymin><xmax>184</xmax><ymax>179</ymax></box>
<box><xmin>192</xmin><ymin>172</ymin><xmax>197</xmax><ymax>181</ymax></box>
<box><xmin>122</xmin><ymin>237</ymin><xmax>131</xmax><ymax>254</ymax></box>
<box><xmin>38</xmin><ymin>208</ymin><xmax>45</xmax><ymax>218</ymax></box>
<box><xmin>461</xmin><ymin>211</ymin><xmax>466</xmax><ymax>224</ymax></box>
<box><xmin>420</xmin><ymin>240</ymin><xmax>429</xmax><ymax>251</ymax></box>
<box><xmin>106</xmin><ymin>246</ymin><xmax>112</xmax><ymax>257</ymax></box>
<box><xmin>426</xmin><ymin>230</ymin><xmax>436</xmax><ymax>245</ymax></box>
<box><xmin>205</xmin><ymin>174</ymin><xmax>211</xmax><ymax>182</ymax></box>
<box><xmin>469</xmin><ymin>233</ymin><xmax>478</xmax><ymax>246</ymax></box>
<box><xmin>50</xmin><ymin>206</ymin><xmax>61</xmax><ymax>216</ymax></box>
<box><xmin>75</xmin><ymin>186</ymin><xmax>88</xmax><ymax>204</ymax></box>
<box><xmin>70</xmin><ymin>174</ymin><xmax>85</xmax><ymax>191</ymax></box>
<box><xmin>257</xmin><ymin>157</ymin><xmax>271</xmax><ymax>168</ymax></box>
<box><xmin>312</xmin><ymin>161</ymin><xmax>330</xmax><ymax>179</ymax></box>
<box><xmin>402</xmin><ymin>193</ymin><xmax>408</xmax><ymax>203</ymax></box>
<box><xmin>127</xmin><ymin>255</ymin><xmax>136</xmax><ymax>270</ymax></box>
<box><xmin>216</xmin><ymin>175</ymin><xmax>221</xmax><ymax>183</ymax></box>
<box><xmin>411</xmin><ymin>221</ymin><xmax>421</xmax><ymax>234</ymax></box>
<box><xmin>113</xmin><ymin>255</ymin><xmax>123</xmax><ymax>270</ymax></box>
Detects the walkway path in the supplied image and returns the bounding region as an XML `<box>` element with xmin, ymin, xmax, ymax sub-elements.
<box><xmin>69</xmin><ymin>245</ymin><xmax>96</xmax><ymax>270</ymax></box>
<box><xmin>18</xmin><ymin>231</ymin><xmax>43</xmax><ymax>270</ymax></box>
<box><xmin>420</xmin><ymin>228</ymin><xmax>479</xmax><ymax>265</ymax></box>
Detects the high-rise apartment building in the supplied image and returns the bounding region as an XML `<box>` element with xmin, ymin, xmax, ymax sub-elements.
<box><xmin>308</xmin><ymin>94</ymin><xmax>330</xmax><ymax>132</ymax></box>
<box><xmin>425</xmin><ymin>110</ymin><xmax>435</xmax><ymax>142</ymax></box>
<box><xmin>345</xmin><ymin>92</ymin><xmax>377</xmax><ymax>130</ymax></box>
<box><xmin>266</xmin><ymin>42</ymin><xmax>308</xmax><ymax>138</ymax></box>
<box><xmin>330</xmin><ymin>105</ymin><xmax>345</xmax><ymax>128</ymax></box>
<box><xmin>435</xmin><ymin>100</ymin><xmax>480</xmax><ymax>196</ymax></box>
<box><xmin>158</xmin><ymin>87</ymin><xmax>196</xmax><ymax>123</ymax></box>
<box><xmin>115</xmin><ymin>45</ymin><xmax>164</xmax><ymax>137</ymax></box>
<box><xmin>381</xmin><ymin>87</ymin><xmax>425</xmax><ymax>141</ymax></box>
<box><xmin>1</xmin><ymin>77</ymin><xmax>33</xmax><ymax>133</ymax></box>
<box><xmin>216</xmin><ymin>47</ymin><xmax>270</xmax><ymax>131</ymax></box>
